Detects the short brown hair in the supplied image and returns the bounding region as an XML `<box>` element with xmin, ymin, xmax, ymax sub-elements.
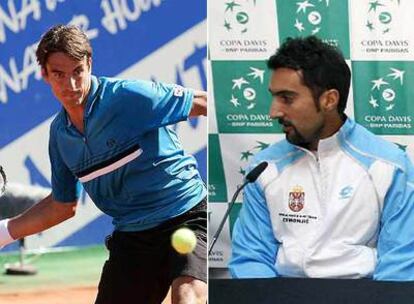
<box><xmin>36</xmin><ymin>25</ymin><xmax>92</xmax><ymax>69</ymax></box>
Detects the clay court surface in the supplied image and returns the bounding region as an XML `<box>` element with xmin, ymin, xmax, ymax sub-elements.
<box><xmin>0</xmin><ymin>286</ymin><xmax>171</xmax><ymax>304</ymax></box>
<box><xmin>0</xmin><ymin>286</ymin><xmax>96</xmax><ymax>304</ymax></box>
<box><xmin>0</xmin><ymin>246</ymin><xmax>172</xmax><ymax>304</ymax></box>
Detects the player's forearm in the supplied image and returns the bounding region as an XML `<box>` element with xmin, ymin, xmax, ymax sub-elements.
<box><xmin>189</xmin><ymin>90</ymin><xmax>207</xmax><ymax>117</ymax></box>
<box><xmin>5</xmin><ymin>194</ymin><xmax>77</xmax><ymax>242</ymax></box>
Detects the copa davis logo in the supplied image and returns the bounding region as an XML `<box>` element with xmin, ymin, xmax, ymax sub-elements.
<box><xmin>223</xmin><ymin>0</ymin><xmax>256</xmax><ymax>34</ymax></box>
<box><xmin>291</xmin><ymin>0</ymin><xmax>339</xmax><ymax>46</ymax></box>
<box><xmin>368</xmin><ymin>67</ymin><xmax>404</xmax><ymax>112</ymax></box>
<box><xmin>237</xmin><ymin>141</ymin><xmax>270</xmax><ymax>176</ymax></box>
<box><xmin>229</xmin><ymin>67</ymin><xmax>264</xmax><ymax>110</ymax></box>
<box><xmin>292</xmin><ymin>0</ymin><xmax>330</xmax><ymax>35</ymax></box>
<box><xmin>362</xmin><ymin>66</ymin><xmax>412</xmax><ymax>131</ymax></box>
<box><xmin>360</xmin><ymin>0</ymin><xmax>409</xmax><ymax>54</ymax></box>
<box><xmin>366</xmin><ymin>0</ymin><xmax>400</xmax><ymax>34</ymax></box>
<box><xmin>225</xmin><ymin>66</ymin><xmax>273</xmax><ymax>128</ymax></box>
<box><xmin>218</xmin><ymin>0</ymin><xmax>268</xmax><ymax>55</ymax></box>
<box><xmin>276</xmin><ymin>0</ymin><xmax>350</xmax><ymax>54</ymax></box>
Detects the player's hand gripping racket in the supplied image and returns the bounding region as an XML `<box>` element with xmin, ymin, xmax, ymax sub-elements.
<box><xmin>0</xmin><ymin>165</ymin><xmax>7</xmax><ymax>196</ymax></box>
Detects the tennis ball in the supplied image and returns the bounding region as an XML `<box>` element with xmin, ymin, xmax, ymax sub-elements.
<box><xmin>171</xmin><ymin>227</ymin><xmax>197</xmax><ymax>254</ymax></box>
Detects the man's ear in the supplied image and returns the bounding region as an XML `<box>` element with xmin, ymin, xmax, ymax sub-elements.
<box><xmin>320</xmin><ymin>89</ymin><xmax>339</xmax><ymax>113</ymax></box>
<box><xmin>87</xmin><ymin>57</ymin><xmax>92</xmax><ymax>71</ymax></box>
<box><xmin>41</xmin><ymin>68</ymin><xmax>49</xmax><ymax>84</ymax></box>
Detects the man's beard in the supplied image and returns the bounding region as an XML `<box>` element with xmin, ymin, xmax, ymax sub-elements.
<box><xmin>278</xmin><ymin>118</ymin><xmax>322</xmax><ymax>148</ymax></box>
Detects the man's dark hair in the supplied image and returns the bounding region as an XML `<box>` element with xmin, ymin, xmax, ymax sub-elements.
<box><xmin>267</xmin><ymin>36</ymin><xmax>351</xmax><ymax>115</ymax></box>
<box><xmin>36</xmin><ymin>25</ymin><xmax>92</xmax><ymax>70</ymax></box>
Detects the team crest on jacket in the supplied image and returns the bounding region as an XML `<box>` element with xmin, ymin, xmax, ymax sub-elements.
<box><xmin>288</xmin><ymin>185</ymin><xmax>304</xmax><ymax>212</ymax></box>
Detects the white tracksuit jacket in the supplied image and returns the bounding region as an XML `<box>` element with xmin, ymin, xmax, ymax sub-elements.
<box><xmin>229</xmin><ymin>118</ymin><xmax>414</xmax><ymax>280</ymax></box>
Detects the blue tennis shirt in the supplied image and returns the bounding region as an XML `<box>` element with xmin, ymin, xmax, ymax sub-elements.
<box><xmin>49</xmin><ymin>75</ymin><xmax>206</xmax><ymax>231</ymax></box>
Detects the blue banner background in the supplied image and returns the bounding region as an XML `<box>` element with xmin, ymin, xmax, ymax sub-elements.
<box><xmin>0</xmin><ymin>0</ymin><xmax>206</xmax><ymax>249</ymax></box>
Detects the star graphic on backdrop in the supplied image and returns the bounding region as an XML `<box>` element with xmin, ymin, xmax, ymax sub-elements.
<box><xmin>241</xmin><ymin>150</ymin><xmax>254</xmax><ymax>161</ymax></box>
<box><xmin>312</xmin><ymin>27</ymin><xmax>321</xmax><ymax>34</ymax></box>
<box><xmin>232</xmin><ymin>77</ymin><xmax>249</xmax><ymax>90</ymax></box>
<box><xmin>225</xmin><ymin>1</ymin><xmax>241</xmax><ymax>12</ymax></box>
<box><xmin>368</xmin><ymin>1</ymin><xmax>384</xmax><ymax>13</ymax></box>
<box><xmin>368</xmin><ymin>96</ymin><xmax>379</xmax><ymax>108</ymax></box>
<box><xmin>294</xmin><ymin>19</ymin><xmax>305</xmax><ymax>32</ymax></box>
<box><xmin>387</xmin><ymin>68</ymin><xmax>405</xmax><ymax>85</ymax></box>
<box><xmin>371</xmin><ymin>78</ymin><xmax>389</xmax><ymax>90</ymax></box>
<box><xmin>239</xmin><ymin>167</ymin><xmax>246</xmax><ymax>175</ymax></box>
<box><xmin>246</xmin><ymin>102</ymin><xmax>256</xmax><ymax>110</ymax></box>
<box><xmin>386</xmin><ymin>104</ymin><xmax>395</xmax><ymax>111</ymax></box>
<box><xmin>395</xmin><ymin>143</ymin><xmax>407</xmax><ymax>151</ymax></box>
<box><xmin>229</xmin><ymin>95</ymin><xmax>240</xmax><ymax>107</ymax></box>
<box><xmin>247</xmin><ymin>67</ymin><xmax>265</xmax><ymax>83</ymax></box>
<box><xmin>366</xmin><ymin>20</ymin><xmax>374</xmax><ymax>31</ymax></box>
<box><xmin>224</xmin><ymin>20</ymin><xmax>232</xmax><ymax>31</ymax></box>
<box><xmin>255</xmin><ymin>141</ymin><xmax>270</xmax><ymax>150</ymax></box>
<box><xmin>296</xmin><ymin>0</ymin><xmax>314</xmax><ymax>13</ymax></box>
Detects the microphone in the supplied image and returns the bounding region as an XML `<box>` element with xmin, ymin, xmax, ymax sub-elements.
<box><xmin>245</xmin><ymin>161</ymin><xmax>268</xmax><ymax>183</ymax></box>
<box><xmin>208</xmin><ymin>161</ymin><xmax>268</xmax><ymax>255</ymax></box>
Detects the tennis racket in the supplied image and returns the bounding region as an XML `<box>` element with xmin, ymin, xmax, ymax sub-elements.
<box><xmin>0</xmin><ymin>166</ymin><xmax>7</xmax><ymax>196</ymax></box>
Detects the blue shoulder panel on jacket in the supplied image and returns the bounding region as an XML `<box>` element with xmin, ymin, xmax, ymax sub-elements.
<box><xmin>338</xmin><ymin>119</ymin><xmax>405</xmax><ymax>171</ymax></box>
<box><xmin>249</xmin><ymin>139</ymin><xmax>305</xmax><ymax>175</ymax></box>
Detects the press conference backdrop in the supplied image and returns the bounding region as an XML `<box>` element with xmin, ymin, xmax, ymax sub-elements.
<box><xmin>208</xmin><ymin>0</ymin><xmax>414</xmax><ymax>268</ymax></box>
<box><xmin>0</xmin><ymin>0</ymin><xmax>207</xmax><ymax>251</ymax></box>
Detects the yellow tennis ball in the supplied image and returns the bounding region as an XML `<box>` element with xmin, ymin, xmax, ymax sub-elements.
<box><xmin>171</xmin><ymin>227</ymin><xmax>197</xmax><ymax>254</ymax></box>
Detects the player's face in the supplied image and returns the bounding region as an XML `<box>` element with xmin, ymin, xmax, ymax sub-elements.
<box><xmin>42</xmin><ymin>52</ymin><xmax>91</xmax><ymax>110</ymax></box>
<box><xmin>268</xmin><ymin>68</ymin><xmax>325</xmax><ymax>150</ymax></box>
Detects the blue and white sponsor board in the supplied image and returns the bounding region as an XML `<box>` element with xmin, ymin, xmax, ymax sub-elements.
<box><xmin>0</xmin><ymin>0</ymin><xmax>207</xmax><ymax>250</ymax></box>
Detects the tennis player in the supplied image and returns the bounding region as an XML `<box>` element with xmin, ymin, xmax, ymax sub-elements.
<box><xmin>0</xmin><ymin>25</ymin><xmax>207</xmax><ymax>304</ymax></box>
<box><xmin>229</xmin><ymin>36</ymin><xmax>414</xmax><ymax>281</ymax></box>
